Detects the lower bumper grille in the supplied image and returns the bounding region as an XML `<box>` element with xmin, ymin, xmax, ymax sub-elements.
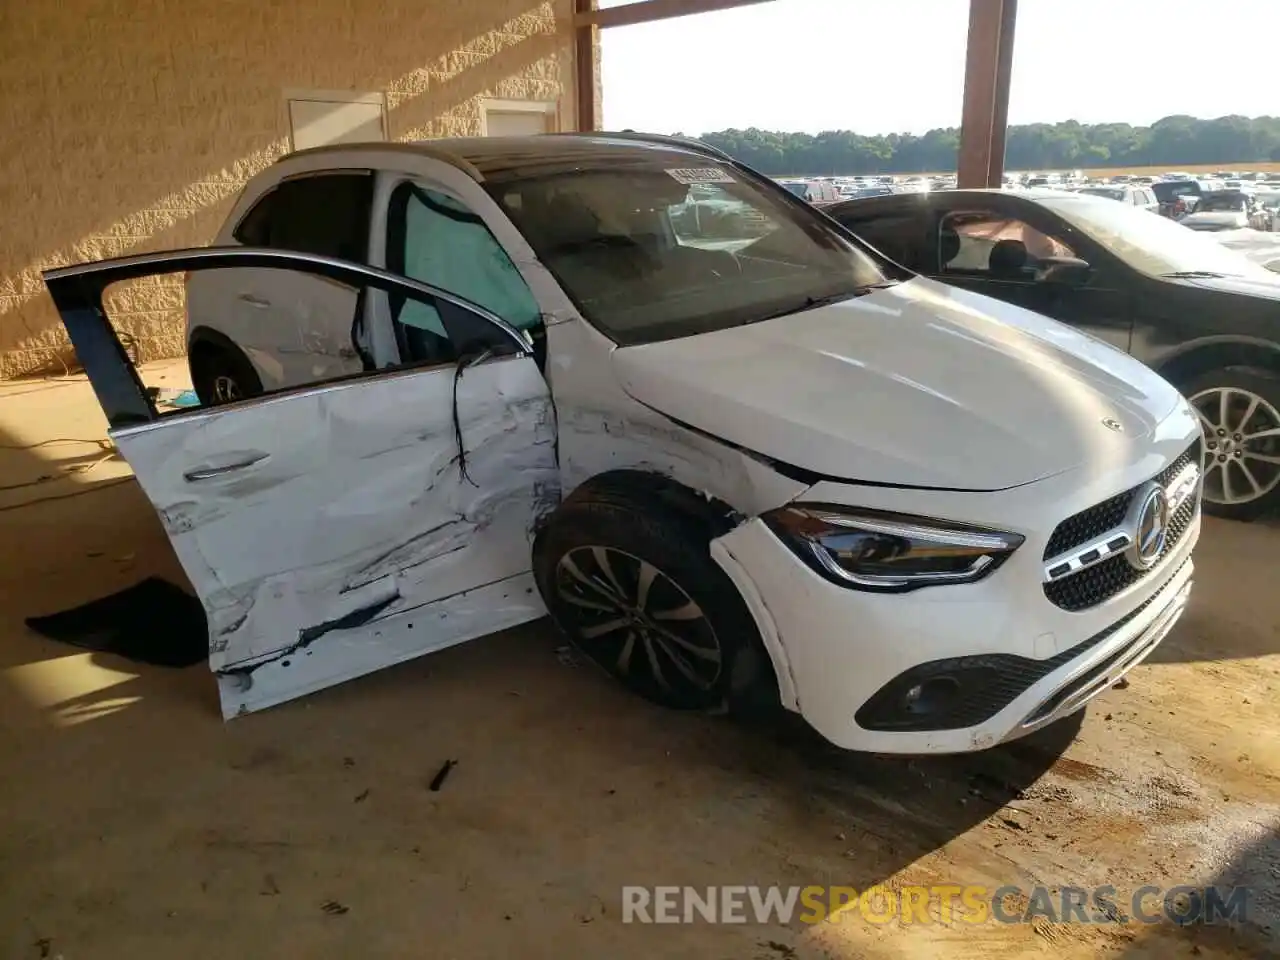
<box><xmin>1023</xmin><ymin>578</ymin><xmax>1190</xmax><ymax>727</ymax></box>
<box><xmin>855</xmin><ymin>561</ymin><xmax>1188</xmax><ymax>733</ymax></box>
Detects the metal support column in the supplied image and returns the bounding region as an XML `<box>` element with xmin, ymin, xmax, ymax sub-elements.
<box><xmin>957</xmin><ymin>0</ymin><xmax>1018</xmax><ymax>188</ymax></box>
<box><xmin>575</xmin><ymin>0</ymin><xmax>598</xmax><ymax>131</ymax></box>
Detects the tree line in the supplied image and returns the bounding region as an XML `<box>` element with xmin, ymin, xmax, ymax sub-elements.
<box><xmin>686</xmin><ymin>116</ymin><xmax>1280</xmax><ymax>175</ymax></box>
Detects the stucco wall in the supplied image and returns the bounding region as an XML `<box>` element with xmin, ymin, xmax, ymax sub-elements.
<box><xmin>0</xmin><ymin>0</ymin><xmax>594</xmax><ymax>379</ymax></box>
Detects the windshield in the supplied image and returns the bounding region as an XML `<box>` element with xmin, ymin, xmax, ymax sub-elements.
<box><xmin>1041</xmin><ymin>195</ymin><xmax>1274</xmax><ymax>279</ymax></box>
<box><xmin>485</xmin><ymin>164</ymin><xmax>890</xmax><ymax>345</ymax></box>
<box><xmin>781</xmin><ymin>181</ymin><xmax>808</xmax><ymax>197</ymax></box>
<box><xmin>1079</xmin><ymin>187</ymin><xmax>1125</xmax><ymax>201</ymax></box>
<box><xmin>1196</xmin><ymin>192</ymin><xmax>1248</xmax><ymax>213</ymax></box>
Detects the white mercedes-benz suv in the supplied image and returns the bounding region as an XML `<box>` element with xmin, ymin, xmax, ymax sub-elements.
<box><xmin>46</xmin><ymin>133</ymin><xmax>1202</xmax><ymax>753</ymax></box>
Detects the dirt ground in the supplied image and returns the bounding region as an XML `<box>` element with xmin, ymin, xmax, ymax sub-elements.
<box><xmin>1</xmin><ymin>370</ymin><xmax>1278</xmax><ymax>960</ymax></box>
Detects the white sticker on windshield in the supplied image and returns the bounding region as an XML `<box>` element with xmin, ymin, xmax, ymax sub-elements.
<box><xmin>665</xmin><ymin>167</ymin><xmax>735</xmax><ymax>185</ymax></box>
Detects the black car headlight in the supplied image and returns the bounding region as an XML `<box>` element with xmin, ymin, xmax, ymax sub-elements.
<box><xmin>762</xmin><ymin>504</ymin><xmax>1024</xmax><ymax>593</ymax></box>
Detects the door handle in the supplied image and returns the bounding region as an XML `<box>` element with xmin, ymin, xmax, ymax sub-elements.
<box><xmin>237</xmin><ymin>293</ymin><xmax>271</xmax><ymax>308</ymax></box>
<box><xmin>183</xmin><ymin>452</ymin><xmax>269</xmax><ymax>482</ymax></box>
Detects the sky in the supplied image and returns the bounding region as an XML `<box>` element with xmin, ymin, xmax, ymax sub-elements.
<box><xmin>599</xmin><ymin>0</ymin><xmax>1280</xmax><ymax>136</ymax></box>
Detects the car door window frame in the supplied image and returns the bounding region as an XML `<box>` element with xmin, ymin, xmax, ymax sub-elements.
<box><xmin>231</xmin><ymin>170</ymin><xmax>376</xmax><ymax>263</ymax></box>
<box><xmin>837</xmin><ymin>211</ymin><xmax>931</xmax><ymax>272</ymax></box>
<box><xmin>46</xmin><ymin>247</ymin><xmax>533</xmax><ymax>430</ymax></box>
<box><xmin>383</xmin><ymin>178</ymin><xmax>543</xmax><ymax>350</ymax></box>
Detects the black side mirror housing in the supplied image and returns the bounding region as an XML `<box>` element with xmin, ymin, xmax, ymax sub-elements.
<box><xmin>1037</xmin><ymin>256</ymin><xmax>1092</xmax><ymax>286</ymax></box>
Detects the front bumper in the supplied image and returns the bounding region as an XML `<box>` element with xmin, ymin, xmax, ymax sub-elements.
<box><xmin>709</xmin><ymin>409</ymin><xmax>1202</xmax><ymax>754</ymax></box>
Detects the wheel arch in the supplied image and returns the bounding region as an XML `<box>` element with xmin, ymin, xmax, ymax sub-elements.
<box><xmin>558</xmin><ymin>468</ymin><xmax>743</xmax><ymax>538</ymax></box>
<box><xmin>543</xmin><ymin>468</ymin><xmax>798</xmax><ymax>712</ymax></box>
<box><xmin>188</xmin><ymin>325</ymin><xmax>245</xmax><ymax>358</ymax></box>
<box><xmin>1155</xmin><ymin>336</ymin><xmax>1280</xmax><ymax>387</ymax></box>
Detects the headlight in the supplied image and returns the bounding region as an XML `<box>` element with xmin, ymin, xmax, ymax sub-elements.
<box><xmin>762</xmin><ymin>504</ymin><xmax>1024</xmax><ymax>593</ymax></box>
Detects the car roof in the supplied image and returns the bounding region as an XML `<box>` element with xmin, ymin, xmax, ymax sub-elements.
<box><xmin>282</xmin><ymin>132</ymin><xmax>727</xmax><ymax>183</ymax></box>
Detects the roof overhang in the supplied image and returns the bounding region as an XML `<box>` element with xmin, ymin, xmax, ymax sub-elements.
<box><xmin>574</xmin><ymin>0</ymin><xmax>774</xmax><ymax>30</ymax></box>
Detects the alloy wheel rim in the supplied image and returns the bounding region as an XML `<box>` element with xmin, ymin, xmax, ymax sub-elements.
<box><xmin>212</xmin><ymin>374</ymin><xmax>241</xmax><ymax>403</ymax></box>
<box><xmin>1189</xmin><ymin>385</ymin><xmax>1280</xmax><ymax>506</ymax></box>
<box><xmin>554</xmin><ymin>546</ymin><xmax>722</xmax><ymax>695</ymax></box>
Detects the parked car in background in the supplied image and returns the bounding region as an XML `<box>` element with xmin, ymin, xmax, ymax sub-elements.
<box><xmin>1152</xmin><ymin>179</ymin><xmax>1221</xmax><ymax>219</ymax></box>
<box><xmin>1078</xmin><ymin>184</ymin><xmax>1160</xmax><ymax>213</ymax></box>
<box><xmin>827</xmin><ymin>188</ymin><xmax>1280</xmax><ymax>519</ymax></box>
<box><xmin>1180</xmin><ymin>191</ymin><xmax>1262</xmax><ymax>232</ymax></box>
<box><xmin>777</xmin><ymin>178</ymin><xmax>841</xmax><ymax>204</ymax></box>
<box><xmin>49</xmin><ymin>134</ymin><xmax>1203</xmax><ymax>753</ymax></box>
<box><xmin>1256</xmin><ymin>191</ymin><xmax>1280</xmax><ymax>231</ymax></box>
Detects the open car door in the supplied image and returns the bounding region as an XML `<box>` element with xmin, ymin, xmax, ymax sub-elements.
<box><xmin>44</xmin><ymin>248</ymin><xmax>559</xmax><ymax>718</ymax></box>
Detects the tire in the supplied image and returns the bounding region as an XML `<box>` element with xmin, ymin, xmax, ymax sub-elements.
<box><xmin>1181</xmin><ymin>367</ymin><xmax>1280</xmax><ymax>521</ymax></box>
<box><xmin>190</xmin><ymin>342</ymin><xmax>264</xmax><ymax>407</ymax></box>
<box><xmin>532</xmin><ymin>481</ymin><xmax>777</xmax><ymax>715</ymax></box>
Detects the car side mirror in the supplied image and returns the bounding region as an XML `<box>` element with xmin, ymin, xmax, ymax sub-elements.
<box><xmin>1036</xmin><ymin>256</ymin><xmax>1092</xmax><ymax>286</ymax></box>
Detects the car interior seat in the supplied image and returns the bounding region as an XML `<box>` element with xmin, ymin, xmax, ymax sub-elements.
<box><xmin>988</xmin><ymin>238</ymin><xmax>1029</xmax><ymax>279</ymax></box>
<box><xmin>541</xmin><ymin>195</ymin><xmax>653</xmax><ymax>285</ymax></box>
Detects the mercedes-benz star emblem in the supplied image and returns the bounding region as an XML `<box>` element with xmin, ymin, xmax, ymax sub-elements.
<box><xmin>1101</xmin><ymin>417</ymin><xmax>1124</xmax><ymax>433</ymax></box>
<box><xmin>1126</xmin><ymin>482</ymin><xmax>1170</xmax><ymax>571</ymax></box>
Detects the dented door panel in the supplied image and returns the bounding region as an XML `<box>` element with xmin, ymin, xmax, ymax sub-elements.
<box><xmin>115</xmin><ymin>357</ymin><xmax>556</xmax><ymax>716</ymax></box>
<box><xmin>116</xmin><ymin>354</ymin><xmax>555</xmax><ymax>654</ymax></box>
<box><xmin>45</xmin><ymin>248</ymin><xmax>556</xmax><ymax>717</ymax></box>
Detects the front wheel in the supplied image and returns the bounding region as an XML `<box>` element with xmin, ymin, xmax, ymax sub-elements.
<box><xmin>190</xmin><ymin>343</ymin><xmax>264</xmax><ymax>407</ymax></box>
<box><xmin>1184</xmin><ymin>368</ymin><xmax>1280</xmax><ymax>521</ymax></box>
<box><xmin>533</xmin><ymin>483</ymin><xmax>777</xmax><ymax>714</ymax></box>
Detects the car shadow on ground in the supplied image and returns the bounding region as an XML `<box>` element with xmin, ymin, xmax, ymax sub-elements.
<box><xmin>1145</xmin><ymin>514</ymin><xmax>1279</xmax><ymax>665</ymax></box>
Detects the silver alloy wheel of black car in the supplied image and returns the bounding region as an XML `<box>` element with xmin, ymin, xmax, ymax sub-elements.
<box><xmin>554</xmin><ymin>545</ymin><xmax>723</xmax><ymax>696</ymax></box>
<box><xmin>1190</xmin><ymin>385</ymin><xmax>1280</xmax><ymax>507</ymax></box>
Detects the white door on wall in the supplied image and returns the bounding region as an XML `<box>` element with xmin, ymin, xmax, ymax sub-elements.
<box><xmin>482</xmin><ymin>100</ymin><xmax>556</xmax><ymax>137</ymax></box>
<box><xmin>287</xmin><ymin>90</ymin><xmax>388</xmax><ymax>151</ymax></box>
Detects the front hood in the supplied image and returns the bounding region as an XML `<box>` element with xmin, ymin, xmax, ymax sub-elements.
<box><xmin>611</xmin><ymin>279</ymin><xmax>1184</xmax><ymax>491</ymax></box>
<box><xmin>1166</xmin><ymin>271</ymin><xmax>1280</xmax><ymax>300</ymax></box>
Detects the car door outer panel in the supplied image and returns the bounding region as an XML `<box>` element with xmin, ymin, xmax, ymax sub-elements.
<box><xmin>121</xmin><ymin>355</ymin><xmax>557</xmax><ymax>717</ymax></box>
<box><xmin>46</xmin><ymin>249</ymin><xmax>560</xmax><ymax>719</ymax></box>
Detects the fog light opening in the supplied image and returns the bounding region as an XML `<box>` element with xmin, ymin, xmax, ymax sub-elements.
<box><xmin>903</xmin><ymin>676</ymin><xmax>962</xmax><ymax>715</ymax></box>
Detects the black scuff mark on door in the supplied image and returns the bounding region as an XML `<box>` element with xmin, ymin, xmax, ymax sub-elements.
<box><xmin>216</xmin><ymin>609</ymin><xmax>250</xmax><ymax>640</ymax></box>
<box><xmin>343</xmin><ymin>540</ymin><xmax>469</xmax><ymax>594</ymax></box>
<box><xmin>452</xmin><ymin>356</ymin><xmax>479</xmax><ymax>487</ymax></box>
<box><xmin>215</xmin><ymin>592</ymin><xmax>400</xmax><ymax>680</ymax></box>
<box><xmin>340</xmin><ymin>517</ymin><xmax>469</xmax><ymax>593</ymax></box>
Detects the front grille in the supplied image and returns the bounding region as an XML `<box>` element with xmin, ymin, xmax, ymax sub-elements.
<box><xmin>1042</xmin><ymin>444</ymin><xmax>1199</xmax><ymax>612</ymax></box>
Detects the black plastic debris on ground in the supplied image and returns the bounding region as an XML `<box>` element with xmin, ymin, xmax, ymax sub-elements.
<box><xmin>24</xmin><ymin>577</ymin><xmax>208</xmax><ymax>668</ymax></box>
<box><xmin>430</xmin><ymin>759</ymin><xmax>457</xmax><ymax>792</ymax></box>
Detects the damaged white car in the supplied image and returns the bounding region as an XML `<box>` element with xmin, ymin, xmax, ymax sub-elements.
<box><xmin>45</xmin><ymin>133</ymin><xmax>1203</xmax><ymax>754</ymax></box>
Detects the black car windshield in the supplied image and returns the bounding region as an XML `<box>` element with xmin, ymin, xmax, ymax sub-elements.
<box><xmin>485</xmin><ymin>164</ymin><xmax>890</xmax><ymax>345</ymax></box>
<box><xmin>1196</xmin><ymin>192</ymin><xmax>1248</xmax><ymax>212</ymax></box>
<box><xmin>1040</xmin><ymin>195</ymin><xmax>1273</xmax><ymax>279</ymax></box>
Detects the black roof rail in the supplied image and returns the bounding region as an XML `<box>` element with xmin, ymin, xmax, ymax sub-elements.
<box><xmin>596</xmin><ymin>130</ymin><xmax>738</xmax><ymax>164</ymax></box>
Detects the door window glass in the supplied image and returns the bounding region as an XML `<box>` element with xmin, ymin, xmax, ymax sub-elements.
<box><xmin>387</xmin><ymin>181</ymin><xmax>541</xmax><ymax>345</ymax></box>
<box><xmin>233</xmin><ymin>173</ymin><xmax>374</xmax><ymax>262</ymax></box>
<box><xmin>939</xmin><ymin>211</ymin><xmax>1077</xmax><ymax>280</ymax></box>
